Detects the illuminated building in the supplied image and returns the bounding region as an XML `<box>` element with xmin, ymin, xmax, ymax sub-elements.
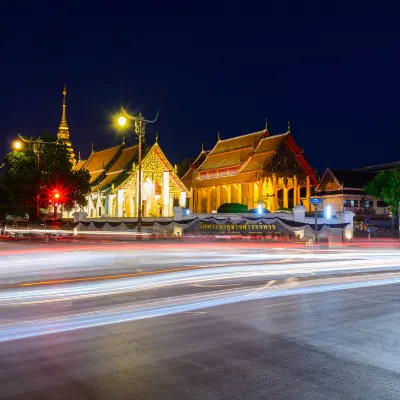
<box><xmin>182</xmin><ymin>122</ymin><xmax>317</xmax><ymax>213</ymax></box>
<box><xmin>74</xmin><ymin>138</ymin><xmax>189</xmax><ymax>218</ymax></box>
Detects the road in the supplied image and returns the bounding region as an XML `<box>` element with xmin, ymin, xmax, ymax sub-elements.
<box><xmin>0</xmin><ymin>240</ymin><xmax>400</xmax><ymax>399</ymax></box>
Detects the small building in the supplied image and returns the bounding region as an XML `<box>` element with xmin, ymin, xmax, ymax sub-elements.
<box><xmin>182</xmin><ymin>123</ymin><xmax>317</xmax><ymax>213</ymax></box>
<box><xmin>316</xmin><ymin>168</ymin><xmax>393</xmax><ymax>232</ymax></box>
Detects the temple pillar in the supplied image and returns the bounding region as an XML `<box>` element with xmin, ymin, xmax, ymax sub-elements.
<box><xmin>207</xmin><ymin>188</ymin><xmax>212</xmax><ymax>213</ymax></box>
<box><xmin>294</xmin><ymin>175</ymin><xmax>298</xmax><ymax>206</ymax></box>
<box><xmin>116</xmin><ymin>189</ymin><xmax>124</xmax><ymax>217</ymax></box>
<box><xmin>197</xmin><ymin>189</ymin><xmax>202</xmax><ymax>213</ymax></box>
<box><xmin>253</xmin><ymin>182</ymin><xmax>259</xmax><ymax>208</ymax></box>
<box><xmin>272</xmin><ymin>174</ymin><xmax>277</xmax><ymax>212</ymax></box>
<box><xmin>238</xmin><ymin>183</ymin><xmax>243</xmax><ymax>204</ymax></box>
<box><xmin>129</xmin><ymin>196</ymin><xmax>135</xmax><ymax>217</ymax></box>
<box><xmin>227</xmin><ymin>185</ymin><xmax>232</xmax><ymax>203</ymax></box>
<box><xmin>248</xmin><ymin>182</ymin><xmax>254</xmax><ymax>210</ymax></box>
<box><xmin>216</xmin><ymin>185</ymin><xmax>221</xmax><ymax>209</ymax></box>
<box><xmin>108</xmin><ymin>194</ymin><xmax>115</xmax><ymax>216</ymax></box>
<box><xmin>283</xmin><ymin>188</ymin><xmax>288</xmax><ymax>208</ymax></box>
<box><xmin>163</xmin><ymin>172</ymin><xmax>170</xmax><ymax>217</ymax></box>
<box><xmin>179</xmin><ymin>191</ymin><xmax>186</xmax><ymax>208</ymax></box>
<box><xmin>189</xmin><ymin>190</ymin><xmax>194</xmax><ymax>212</ymax></box>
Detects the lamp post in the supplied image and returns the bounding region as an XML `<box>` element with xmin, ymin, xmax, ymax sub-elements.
<box><xmin>13</xmin><ymin>134</ymin><xmax>61</xmax><ymax>219</ymax></box>
<box><xmin>118</xmin><ymin>107</ymin><xmax>158</xmax><ymax>233</ymax></box>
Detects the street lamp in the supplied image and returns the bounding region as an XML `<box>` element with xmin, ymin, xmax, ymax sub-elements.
<box><xmin>118</xmin><ymin>107</ymin><xmax>158</xmax><ymax>233</ymax></box>
<box><xmin>13</xmin><ymin>140</ymin><xmax>22</xmax><ymax>150</ymax></box>
<box><xmin>13</xmin><ymin>134</ymin><xmax>61</xmax><ymax>219</ymax></box>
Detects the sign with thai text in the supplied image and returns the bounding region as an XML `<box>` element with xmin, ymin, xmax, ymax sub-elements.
<box><xmin>309</xmin><ymin>197</ymin><xmax>323</xmax><ymax>205</ymax></box>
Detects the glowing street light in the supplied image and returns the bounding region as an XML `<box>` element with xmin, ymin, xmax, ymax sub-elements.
<box><xmin>13</xmin><ymin>140</ymin><xmax>22</xmax><ymax>150</ymax></box>
<box><xmin>118</xmin><ymin>116</ymin><xmax>127</xmax><ymax>127</ymax></box>
<box><xmin>116</xmin><ymin>107</ymin><xmax>158</xmax><ymax>232</ymax></box>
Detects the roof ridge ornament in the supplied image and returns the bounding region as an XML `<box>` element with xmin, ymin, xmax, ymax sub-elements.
<box><xmin>201</xmin><ymin>143</ymin><xmax>204</xmax><ymax>152</ymax></box>
<box><xmin>287</xmin><ymin>120</ymin><xmax>291</xmax><ymax>133</ymax></box>
<box><xmin>78</xmin><ymin>150</ymin><xmax>81</xmax><ymax>162</ymax></box>
<box><xmin>217</xmin><ymin>130</ymin><xmax>221</xmax><ymax>141</ymax></box>
<box><xmin>155</xmin><ymin>132</ymin><xmax>158</xmax><ymax>143</ymax></box>
<box><xmin>91</xmin><ymin>142</ymin><xmax>94</xmax><ymax>153</ymax></box>
<box><xmin>265</xmin><ymin>118</ymin><xmax>269</xmax><ymax>131</ymax></box>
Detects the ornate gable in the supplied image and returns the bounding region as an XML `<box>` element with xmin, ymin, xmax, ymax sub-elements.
<box><xmin>318</xmin><ymin>169</ymin><xmax>341</xmax><ymax>191</ymax></box>
<box><xmin>142</xmin><ymin>149</ymin><xmax>167</xmax><ymax>172</ymax></box>
<box><xmin>266</xmin><ymin>142</ymin><xmax>304</xmax><ymax>175</ymax></box>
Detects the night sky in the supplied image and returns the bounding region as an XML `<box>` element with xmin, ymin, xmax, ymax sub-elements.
<box><xmin>1</xmin><ymin>3</ymin><xmax>399</xmax><ymax>174</ymax></box>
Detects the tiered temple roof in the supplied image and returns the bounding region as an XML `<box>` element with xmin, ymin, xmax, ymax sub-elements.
<box><xmin>185</xmin><ymin>126</ymin><xmax>316</xmax><ymax>188</ymax></box>
<box><xmin>76</xmin><ymin>140</ymin><xmax>189</xmax><ymax>195</ymax></box>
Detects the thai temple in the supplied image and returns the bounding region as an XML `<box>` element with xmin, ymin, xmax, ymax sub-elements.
<box><xmin>55</xmin><ymin>87</ymin><xmax>317</xmax><ymax>219</ymax></box>
<box><xmin>56</xmin><ymin>87</ymin><xmax>189</xmax><ymax>219</ymax></box>
<box><xmin>182</xmin><ymin>122</ymin><xmax>317</xmax><ymax>213</ymax></box>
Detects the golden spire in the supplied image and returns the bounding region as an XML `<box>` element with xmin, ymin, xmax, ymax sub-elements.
<box><xmin>217</xmin><ymin>130</ymin><xmax>221</xmax><ymax>141</ymax></box>
<box><xmin>265</xmin><ymin>119</ymin><xmax>269</xmax><ymax>131</ymax></box>
<box><xmin>287</xmin><ymin>120</ymin><xmax>291</xmax><ymax>133</ymax></box>
<box><xmin>201</xmin><ymin>143</ymin><xmax>204</xmax><ymax>152</ymax></box>
<box><xmin>58</xmin><ymin>85</ymin><xmax>69</xmax><ymax>140</ymax></box>
<box><xmin>57</xmin><ymin>85</ymin><xmax>76</xmax><ymax>165</ymax></box>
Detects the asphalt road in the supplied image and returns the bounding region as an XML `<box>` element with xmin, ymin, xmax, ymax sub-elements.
<box><xmin>1</xmin><ymin>241</ymin><xmax>400</xmax><ymax>399</ymax></box>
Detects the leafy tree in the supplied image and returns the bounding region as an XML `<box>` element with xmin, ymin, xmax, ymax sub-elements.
<box><xmin>364</xmin><ymin>169</ymin><xmax>400</xmax><ymax>236</ymax></box>
<box><xmin>176</xmin><ymin>157</ymin><xmax>195</xmax><ymax>178</ymax></box>
<box><xmin>3</xmin><ymin>132</ymin><xmax>91</xmax><ymax>219</ymax></box>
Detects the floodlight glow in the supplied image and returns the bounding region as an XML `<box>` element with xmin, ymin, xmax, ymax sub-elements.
<box><xmin>13</xmin><ymin>141</ymin><xmax>22</xmax><ymax>150</ymax></box>
<box><xmin>257</xmin><ymin>204</ymin><xmax>262</xmax><ymax>214</ymax></box>
<box><xmin>186</xmin><ymin>209</ymin><xmax>190</xmax><ymax>215</ymax></box>
<box><xmin>326</xmin><ymin>205</ymin><xmax>331</xmax><ymax>219</ymax></box>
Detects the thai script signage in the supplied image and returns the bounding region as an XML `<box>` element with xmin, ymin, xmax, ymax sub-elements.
<box><xmin>199</xmin><ymin>221</ymin><xmax>278</xmax><ymax>234</ymax></box>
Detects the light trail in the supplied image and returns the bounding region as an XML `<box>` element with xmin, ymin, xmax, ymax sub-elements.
<box><xmin>2</xmin><ymin>254</ymin><xmax>400</xmax><ymax>305</ymax></box>
<box><xmin>0</xmin><ymin>274</ymin><xmax>400</xmax><ymax>343</ymax></box>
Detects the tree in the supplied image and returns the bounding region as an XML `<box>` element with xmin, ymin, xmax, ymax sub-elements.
<box><xmin>3</xmin><ymin>132</ymin><xmax>91</xmax><ymax>219</ymax></box>
<box><xmin>364</xmin><ymin>169</ymin><xmax>400</xmax><ymax>236</ymax></box>
<box><xmin>176</xmin><ymin>157</ymin><xmax>195</xmax><ymax>178</ymax></box>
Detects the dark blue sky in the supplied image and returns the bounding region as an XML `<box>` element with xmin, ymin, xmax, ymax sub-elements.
<box><xmin>1</xmin><ymin>3</ymin><xmax>399</xmax><ymax>173</ymax></box>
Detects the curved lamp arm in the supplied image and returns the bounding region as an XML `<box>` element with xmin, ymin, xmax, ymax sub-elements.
<box><xmin>121</xmin><ymin>107</ymin><xmax>159</xmax><ymax>124</ymax></box>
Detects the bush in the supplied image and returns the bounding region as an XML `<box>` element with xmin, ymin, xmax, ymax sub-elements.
<box><xmin>217</xmin><ymin>203</ymin><xmax>248</xmax><ymax>213</ymax></box>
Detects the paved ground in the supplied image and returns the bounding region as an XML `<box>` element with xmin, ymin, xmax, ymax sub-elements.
<box><xmin>1</xmin><ymin>241</ymin><xmax>400</xmax><ymax>399</ymax></box>
<box><xmin>1</xmin><ymin>282</ymin><xmax>400</xmax><ymax>399</ymax></box>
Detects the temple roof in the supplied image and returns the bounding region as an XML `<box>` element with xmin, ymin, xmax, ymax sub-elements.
<box><xmin>84</xmin><ymin>146</ymin><xmax>121</xmax><ymax>174</ymax></box>
<box><xmin>330</xmin><ymin>169</ymin><xmax>377</xmax><ymax>189</ymax></box>
<box><xmin>181</xmin><ymin>150</ymin><xmax>209</xmax><ymax>190</ymax></box>
<box><xmin>75</xmin><ymin>159</ymin><xmax>86</xmax><ymax>171</ymax></box>
<box><xmin>197</xmin><ymin>148</ymin><xmax>251</xmax><ymax>171</ymax></box>
<box><xmin>253</xmin><ymin>132</ymin><xmax>288</xmax><ymax>154</ymax></box>
<box><xmin>188</xmin><ymin>126</ymin><xmax>317</xmax><ymax>186</ymax></box>
<box><xmin>209</xmin><ymin>131</ymin><xmax>265</xmax><ymax>155</ymax></box>
<box><xmin>107</xmin><ymin>146</ymin><xmax>138</xmax><ymax>174</ymax></box>
<box><xmin>196</xmin><ymin>130</ymin><xmax>267</xmax><ymax>172</ymax></box>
